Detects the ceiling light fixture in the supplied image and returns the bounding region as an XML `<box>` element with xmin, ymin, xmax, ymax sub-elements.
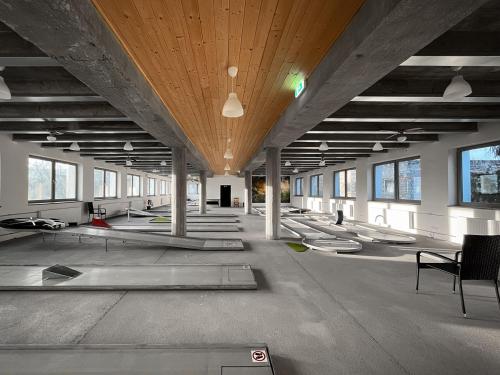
<box><xmin>160</xmin><ymin>160</ymin><xmax>167</xmax><ymax>166</ymax></box>
<box><xmin>443</xmin><ymin>67</ymin><xmax>472</xmax><ymax>100</ymax></box>
<box><xmin>224</xmin><ymin>171</ymin><xmax>230</xmax><ymax>176</ymax></box>
<box><xmin>318</xmin><ymin>141</ymin><xmax>329</xmax><ymax>152</ymax></box>
<box><xmin>69</xmin><ymin>142</ymin><xmax>80</xmax><ymax>151</ymax></box>
<box><xmin>224</xmin><ymin>138</ymin><xmax>234</xmax><ymax>159</ymax></box>
<box><xmin>0</xmin><ymin>67</ymin><xmax>11</xmax><ymax>100</ymax></box>
<box><xmin>372</xmin><ymin>142</ymin><xmax>383</xmax><ymax>152</ymax></box>
<box><xmin>126</xmin><ymin>159</ymin><xmax>132</xmax><ymax>167</ymax></box>
<box><xmin>292</xmin><ymin>168</ymin><xmax>299</xmax><ymax>174</ymax></box>
<box><xmin>285</xmin><ymin>160</ymin><xmax>292</xmax><ymax>167</ymax></box>
<box><xmin>123</xmin><ymin>141</ymin><xmax>134</xmax><ymax>151</ymax></box>
<box><xmin>318</xmin><ymin>154</ymin><xmax>326</xmax><ymax>167</ymax></box>
<box><xmin>222</xmin><ymin>66</ymin><xmax>244</xmax><ymax>118</ymax></box>
<box><xmin>224</xmin><ymin>162</ymin><xmax>231</xmax><ymax>171</ymax></box>
<box><xmin>46</xmin><ymin>133</ymin><xmax>57</xmax><ymax>142</ymax></box>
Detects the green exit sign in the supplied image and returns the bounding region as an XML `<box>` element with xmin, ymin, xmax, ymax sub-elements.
<box><xmin>294</xmin><ymin>79</ymin><xmax>305</xmax><ymax>98</ymax></box>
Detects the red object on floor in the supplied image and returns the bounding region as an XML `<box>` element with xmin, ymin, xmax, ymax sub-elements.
<box><xmin>91</xmin><ymin>218</ymin><xmax>111</xmax><ymax>228</ymax></box>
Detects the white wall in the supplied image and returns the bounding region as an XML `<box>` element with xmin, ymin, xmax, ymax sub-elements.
<box><xmin>206</xmin><ymin>175</ymin><xmax>244</xmax><ymax>206</ymax></box>
<box><xmin>0</xmin><ymin>134</ymin><xmax>171</xmax><ymax>228</ymax></box>
<box><xmin>291</xmin><ymin>122</ymin><xmax>500</xmax><ymax>243</ymax></box>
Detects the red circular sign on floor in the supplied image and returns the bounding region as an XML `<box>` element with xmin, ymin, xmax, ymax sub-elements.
<box><xmin>251</xmin><ymin>349</ymin><xmax>268</xmax><ymax>363</ymax></box>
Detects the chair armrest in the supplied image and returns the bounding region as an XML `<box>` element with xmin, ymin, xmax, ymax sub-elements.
<box><xmin>417</xmin><ymin>250</ymin><xmax>458</xmax><ymax>264</ymax></box>
<box><xmin>454</xmin><ymin>251</ymin><xmax>462</xmax><ymax>262</ymax></box>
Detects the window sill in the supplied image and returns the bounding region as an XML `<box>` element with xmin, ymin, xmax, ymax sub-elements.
<box><xmin>29</xmin><ymin>200</ymin><xmax>80</xmax><ymax>206</ymax></box>
<box><xmin>451</xmin><ymin>204</ymin><xmax>500</xmax><ymax>210</ymax></box>
<box><xmin>94</xmin><ymin>197</ymin><xmax>118</xmax><ymax>200</ymax></box>
<box><xmin>331</xmin><ymin>196</ymin><xmax>356</xmax><ymax>201</ymax></box>
<box><xmin>370</xmin><ymin>200</ymin><xmax>421</xmax><ymax>205</ymax></box>
<box><xmin>293</xmin><ymin>195</ymin><xmax>304</xmax><ymax>197</ymax></box>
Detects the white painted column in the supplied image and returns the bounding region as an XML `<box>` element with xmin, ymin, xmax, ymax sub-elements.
<box><xmin>171</xmin><ymin>146</ymin><xmax>187</xmax><ymax>237</ymax></box>
<box><xmin>199</xmin><ymin>170</ymin><xmax>207</xmax><ymax>215</ymax></box>
<box><xmin>266</xmin><ymin>147</ymin><xmax>281</xmax><ymax>240</ymax></box>
<box><xmin>244</xmin><ymin>170</ymin><xmax>252</xmax><ymax>214</ymax></box>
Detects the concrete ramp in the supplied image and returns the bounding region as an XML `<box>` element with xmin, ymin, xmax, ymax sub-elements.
<box><xmin>0</xmin><ymin>345</ymin><xmax>273</xmax><ymax>374</ymax></box>
<box><xmin>0</xmin><ymin>264</ymin><xmax>257</xmax><ymax>290</ymax></box>
<box><xmin>111</xmin><ymin>224</ymin><xmax>240</xmax><ymax>232</ymax></box>
<box><xmin>54</xmin><ymin>227</ymin><xmax>244</xmax><ymax>250</ymax></box>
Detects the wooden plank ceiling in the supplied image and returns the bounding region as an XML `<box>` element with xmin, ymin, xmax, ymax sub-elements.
<box><xmin>92</xmin><ymin>0</ymin><xmax>364</xmax><ymax>174</ymax></box>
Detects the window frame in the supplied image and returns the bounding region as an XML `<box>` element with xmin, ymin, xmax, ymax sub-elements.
<box><xmin>457</xmin><ymin>140</ymin><xmax>500</xmax><ymax>209</ymax></box>
<box><xmin>160</xmin><ymin>180</ymin><xmax>167</xmax><ymax>196</ymax></box>
<box><xmin>309</xmin><ymin>174</ymin><xmax>323</xmax><ymax>198</ymax></box>
<box><xmin>147</xmin><ymin>177</ymin><xmax>156</xmax><ymax>196</ymax></box>
<box><xmin>372</xmin><ymin>156</ymin><xmax>421</xmax><ymax>204</ymax></box>
<box><xmin>28</xmin><ymin>156</ymin><xmax>78</xmax><ymax>203</ymax></box>
<box><xmin>127</xmin><ymin>174</ymin><xmax>141</xmax><ymax>198</ymax></box>
<box><xmin>94</xmin><ymin>167</ymin><xmax>117</xmax><ymax>199</ymax></box>
<box><xmin>294</xmin><ymin>177</ymin><xmax>303</xmax><ymax>196</ymax></box>
<box><xmin>333</xmin><ymin>168</ymin><xmax>356</xmax><ymax>200</ymax></box>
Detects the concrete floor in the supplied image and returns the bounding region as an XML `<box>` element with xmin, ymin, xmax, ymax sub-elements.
<box><xmin>0</xmin><ymin>208</ymin><xmax>499</xmax><ymax>374</ymax></box>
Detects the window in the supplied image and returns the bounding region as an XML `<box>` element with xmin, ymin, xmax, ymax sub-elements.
<box><xmin>373</xmin><ymin>157</ymin><xmax>421</xmax><ymax>202</ymax></box>
<box><xmin>294</xmin><ymin>177</ymin><xmax>303</xmax><ymax>196</ymax></box>
<box><xmin>28</xmin><ymin>156</ymin><xmax>77</xmax><ymax>202</ymax></box>
<box><xmin>148</xmin><ymin>177</ymin><xmax>156</xmax><ymax>196</ymax></box>
<box><xmin>309</xmin><ymin>174</ymin><xmax>323</xmax><ymax>197</ymax></box>
<box><xmin>187</xmin><ymin>182</ymin><xmax>198</xmax><ymax>195</ymax></box>
<box><xmin>94</xmin><ymin>168</ymin><xmax>117</xmax><ymax>198</ymax></box>
<box><xmin>459</xmin><ymin>141</ymin><xmax>500</xmax><ymax>207</ymax></box>
<box><xmin>334</xmin><ymin>168</ymin><xmax>356</xmax><ymax>199</ymax></box>
<box><xmin>127</xmin><ymin>174</ymin><xmax>141</xmax><ymax>197</ymax></box>
<box><xmin>160</xmin><ymin>180</ymin><xmax>167</xmax><ymax>195</ymax></box>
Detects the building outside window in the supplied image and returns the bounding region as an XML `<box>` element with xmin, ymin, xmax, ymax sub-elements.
<box><xmin>334</xmin><ymin>168</ymin><xmax>356</xmax><ymax>199</ymax></box>
<box><xmin>28</xmin><ymin>156</ymin><xmax>77</xmax><ymax>202</ymax></box>
<box><xmin>373</xmin><ymin>157</ymin><xmax>420</xmax><ymax>202</ymax></box>
<box><xmin>294</xmin><ymin>177</ymin><xmax>303</xmax><ymax>196</ymax></box>
<box><xmin>127</xmin><ymin>174</ymin><xmax>141</xmax><ymax>197</ymax></box>
<box><xmin>147</xmin><ymin>177</ymin><xmax>156</xmax><ymax>196</ymax></box>
<box><xmin>160</xmin><ymin>180</ymin><xmax>167</xmax><ymax>195</ymax></box>
<box><xmin>94</xmin><ymin>168</ymin><xmax>117</xmax><ymax>198</ymax></box>
<box><xmin>309</xmin><ymin>174</ymin><xmax>323</xmax><ymax>197</ymax></box>
<box><xmin>459</xmin><ymin>141</ymin><xmax>500</xmax><ymax>207</ymax></box>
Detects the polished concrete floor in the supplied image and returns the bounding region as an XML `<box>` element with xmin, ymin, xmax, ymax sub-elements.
<box><xmin>0</xmin><ymin>208</ymin><xmax>499</xmax><ymax>374</ymax></box>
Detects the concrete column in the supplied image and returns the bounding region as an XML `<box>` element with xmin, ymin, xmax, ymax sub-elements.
<box><xmin>244</xmin><ymin>170</ymin><xmax>252</xmax><ymax>214</ymax></box>
<box><xmin>199</xmin><ymin>170</ymin><xmax>207</xmax><ymax>215</ymax></box>
<box><xmin>171</xmin><ymin>146</ymin><xmax>187</xmax><ymax>237</ymax></box>
<box><xmin>265</xmin><ymin>147</ymin><xmax>281</xmax><ymax>240</ymax></box>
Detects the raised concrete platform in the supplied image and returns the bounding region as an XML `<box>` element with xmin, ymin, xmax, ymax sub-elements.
<box><xmin>303</xmin><ymin>238</ymin><xmax>363</xmax><ymax>254</ymax></box>
<box><xmin>148</xmin><ymin>217</ymin><xmax>239</xmax><ymax>223</ymax></box>
<box><xmin>281</xmin><ymin>218</ymin><xmax>336</xmax><ymax>240</ymax></box>
<box><xmin>112</xmin><ymin>224</ymin><xmax>240</xmax><ymax>232</ymax></box>
<box><xmin>0</xmin><ymin>264</ymin><xmax>257</xmax><ymax>290</ymax></box>
<box><xmin>0</xmin><ymin>345</ymin><xmax>274</xmax><ymax>374</ymax></box>
<box><xmin>51</xmin><ymin>227</ymin><xmax>244</xmax><ymax>250</ymax></box>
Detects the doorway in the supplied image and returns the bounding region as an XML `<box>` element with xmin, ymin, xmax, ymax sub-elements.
<box><xmin>220</xmin><ymin>185</ymin><xmax>231</xmax><ymax>207</ymax></box>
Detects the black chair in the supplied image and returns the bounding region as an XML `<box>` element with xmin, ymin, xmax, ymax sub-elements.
<box><xmin>86</xmin><ymin>202</ymin><xmax>106</xmax><ymax>222</ymax></box>
<box><xmin>416</xmin><ymin>234</ymin><xmax>500</xmax><ymax>317</ymax></box>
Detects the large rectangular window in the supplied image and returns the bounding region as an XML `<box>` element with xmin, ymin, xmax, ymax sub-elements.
<box><xmin>334</xmin><ymin>168</ymin><xmax>356</xmax><ymax>199</ymax></box>
<box><xmin>94</xmin><ymin>168</ymin><xmax>117</xmax><ymax>199</ymax></box>
<box><xmin>127</xmin><ymin>174</ymin><xmax>141</xmax><ymax>197</ymax></box>
<box><xmin>309</xmin><ymin>174</ymin><xmax>323</xmax><ymax>197</ymax></box>
<box><xmin>294</xmin><ymin>177</ymin><xmax>303</xmax><ymax>196</ymax></box>
<box><xmin>187</xmin><ymin>182</ymin><xmax>198</xmax><ymax>195</ymax></box>
<box><xmin>160</xmin><ymin>180</ymin><xmax>167</xmax><ymax>195</ymax></box>
<box><xmin>373</xmin><ymin>157</ymin><xmax>421</xmax><ymax>202</ymax></box>
<box><xmin>148</xmin><ymin>177</ymin><xmax>156</xmax><ymax>196</ymax></box>
<box><xmin>28</xmin><ymin>157</ymin><xmax>77</xmax><ymax>202</ymax></box>
<box><xmin>459</xmin><ymin>141</ymin><xmax>500</xmax><ymax>207</ymax></box>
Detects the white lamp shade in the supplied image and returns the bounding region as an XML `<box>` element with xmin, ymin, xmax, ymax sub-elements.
<box><xmin>397</xmin><ymin>135</ymin><xmax>407</xmax><ymax>142</ymax></box>
<box><xmin>372</xmin><ymin>142</ymin><xmax>383</xmax><ymax>151</ymax></box>
<box><xmin>284</xmin><ymin>160</ymin><xmax>291</xmax><ymax>167</ymax></box>
<box><xmin>224</xmin><ymin>162</ymin><xmax>231</xmax><ymax>171</ymax></box>
<box><xmin>319</xmin><ymin>160</ymin><xmax>326</xmax><ymax>167</ymax></box>
<box><xmin>0</xmin><ymin>76</ymin><xmax>11</xmax><ymax>100</ymax></box>
<box><xmin>443</xmin><ymin>75</ymin><xmax>472</xmax><ymax>100</ymax></box>
<box><xmin>69</xmin><ymin>142</ymin><xmax>80</xmax><ymax>151</ymax></box>
<box><xmin>224</xmin><ymin>171</ymin><xmax>229</xmax><ymax>176</ymax></box>
<box><xmin>126</xmin><ymin>160</ymin><xmax>132</xmax><ymax>166</ymax></box>
<box><xmin>160</xmin><ymin>160</ymin><xmax>167</xmax><ymax>166</ymax></box>
<box><xmin>123</xmin><ymin>141</ymin><xmax>134</xmax><ymax>151</ymax></box>
<box><xmin>224</xmin><ymin>148</ymin><xmax>234</xmax><ymax>159</ymax></box>
<box><xmin>292</xmin><ymin>168</ymin><xmax>299</xmax><ymax>174</ymax></box>
<box><xmin>222</xmin><ymin>92</ymin><xmax>244</xmax><ymax>118</ymax></box>
<box><xmin>46</xmin><ymin>134</ymin><xmax>57</xmax><ymax>142</ymax></box>
<box><xmin>318</xmin><ymin>141</ymin><xmax>329</xmax><ymax>151</ymax></box>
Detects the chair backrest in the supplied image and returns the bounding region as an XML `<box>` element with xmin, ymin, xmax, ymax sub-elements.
<box><xmin>460</xmin><ymin>235</ymin><xmax>500</xmax><ymax>280</ymax></box>
<box><xmin>86</xmin><ymin>202</ymin><xmax>95</xmax><ymax>214</ymax></box>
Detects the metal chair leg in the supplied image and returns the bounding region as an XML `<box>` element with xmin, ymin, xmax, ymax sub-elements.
<box><xmin>458</xmin><ymin>278</ymin><xmax>466</xmax><ymax>318</ymax></box>
<box><xmin>416</xmin><ymin>266</ymin><xmax>420</xmax><ymax>293</ymax></box>
<box><xmin>494</xmin><ymin>280</ymin><xmax>500</xmax><ymax>310</ymax></box>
